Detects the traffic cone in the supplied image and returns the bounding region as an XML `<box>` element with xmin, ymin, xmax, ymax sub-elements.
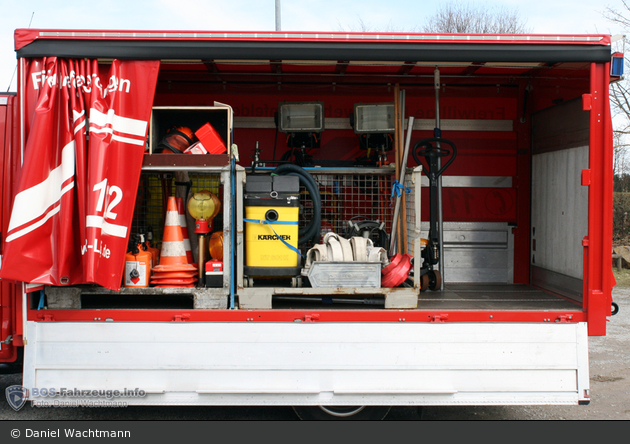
<box><xmin>152</xmin><ymin>197</ymin><xmax>197</xmax><ymax>277</ymax></box>
<box><xmin>151</xmin><ymin>271</ymin><xmax>198</xmax><ymax>279</ymax></box>
<box><xmin>149</xmin><ymin>277</ymin><xmax>198</xmax><ymax>285</ymax></box>
<box><xmin>176</xmin><ymin>197</ymin><xmax>194</xmax><ymax>264</ymax></box>
<box><xmin>154</xmin><ymin>284</ymin><xmax>195</xmax><ymax>288</ymax></box>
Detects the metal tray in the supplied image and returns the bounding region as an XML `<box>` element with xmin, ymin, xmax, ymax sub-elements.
<box><xmin>304</xmin><ymin>261</ymin><xmax>382</xmax><ymax>288</ymax></box>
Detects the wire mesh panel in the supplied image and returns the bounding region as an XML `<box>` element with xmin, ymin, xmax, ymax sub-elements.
<box><xmin>132</xmin><ymin>172</ymin><xmax>223</xmax><ymax>250</ymax></box>
<box><xmin>298</xmin><ymin>168</ymin><xmax>414</xmax><ymax>254</ymax></box>
<box><xmin>135</xmin><ymin>168</ymin><xmax>415</xmax><ymax>260</ymax></box>
<box><xmin>405</xmin><ymin>169</ymin><xmax>418</xmax><ymax>255</ymax></box>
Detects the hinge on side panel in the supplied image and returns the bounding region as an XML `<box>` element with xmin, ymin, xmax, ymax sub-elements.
<box><xmin>173</xmin><ymin>314</ymin><xmax>191</xmax><ymax>322</ymax></box>
<box><xmin>555</xmin><ymin>315</ymin><xmax>574</xmax><ymax>323</ymax></box>
<box><xmin>581</xmin><ymin>169</ymin><xmax>592</xmax><ymax>186</ymax></box>
<box><xmin>582</xmin><ymin>94</ymin><xmax>593</xmax><ymax>110</ymax></box>
<box><xmin>37</xmin><ymin>314</ymin><xmax>54</xmax><ymax>322</ymax></box>
<box><xmin>431</xmin><ymin>314</ymin><xmax>448</xmax><ymax>323</ymax></box>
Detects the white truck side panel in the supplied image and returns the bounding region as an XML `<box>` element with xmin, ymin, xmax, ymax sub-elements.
<box><xmin>532</xmin><ymin>146</ymin><xmax>588</xmax><ymax>279</ymax></box>
<box><xmin>23</xmin><ymin>321</ymin><xmax>590</xmax><ymax>406</ymax></box>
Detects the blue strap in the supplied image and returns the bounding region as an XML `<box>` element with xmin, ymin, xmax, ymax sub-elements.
<box><xmin>390</xmin><ymin>180</ymin><xmax>410</xmax><ymax>206</ymax></box>
<box><xmin>243</xmin><ymin>218</ymin><xmax>303</xmax><ymax>257</ymax></box>
<box><xmin>37</xmin><ymin>290</ymin><xmax>45</xmax><ymax>310</ymax></box>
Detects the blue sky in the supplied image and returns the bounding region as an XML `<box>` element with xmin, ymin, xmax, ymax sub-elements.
<box><xmin>1</xmin><ymin>0</ymin><xmax>626</xmax><ymax>92</ymax></box>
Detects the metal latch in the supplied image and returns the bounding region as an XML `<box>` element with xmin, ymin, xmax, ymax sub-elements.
<box><xmin>555</xmin><ymin>315</ymin><xmax>574</xmax><ymax>323</ymax></box>
<box><xmin>173</xmin><ymin>314</ymin><xmax>191</xmax><ymax>322</ymax></box>
<box><xmin>430</xmin><ymin>314</ymin><xmax>448</xmax><ymax>323</ymax></box>
<box><xmin>303</xmin><ymin>314</ymin><xmax>320</xmax><ymax>323</ymax></box>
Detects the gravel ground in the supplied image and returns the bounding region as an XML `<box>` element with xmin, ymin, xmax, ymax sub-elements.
<box><xmin>1</xmin><ymin>286</ymin><xmax>628</xmax><ymax>421</ymax></box>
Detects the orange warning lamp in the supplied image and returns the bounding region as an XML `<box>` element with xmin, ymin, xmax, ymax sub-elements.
<box><xmin>187</xmin><ymin>190</ymin><xmax>220</xmax><ymax>234</ymax></box>
<box><xmin>188</xmin><ymin>190</ymin><xmax>221</xmax><ymax>286</ymax></box>
<box><xmin>208</xmin><ymin>231</ymin><xmax>224</xmax><ymax>261</ymax></box>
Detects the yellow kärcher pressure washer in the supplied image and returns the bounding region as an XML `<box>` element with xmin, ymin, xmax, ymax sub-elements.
<box><xmin>245</xmin><ymin>175</ymin><xmax>300</xmax><ymax>271</ymax></box>
<box><xmin>243</xmin><ymin>165</ymin><xmax>321</xmax><ymax>286</ymax></box>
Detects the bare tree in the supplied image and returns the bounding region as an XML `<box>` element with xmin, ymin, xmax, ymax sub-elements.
<box><xmin>336</xmin><ymin>16</ymin><xmax>401</xmax><ymax>33</ymax></box>
<box><xmin>338</xmin><ymin>2</ymin><xmax>529</xmax><ymax>34</ymax></box>
<box><xmin>604</xmin><ymin>2</ymin><xmax>630</xmax><ymax>122</ymax></box>
<box><xmin>336</xmin><ymin>17</ymin><xmax>375</xmax><ymax>32</ymax></box>
<box><xmin>604</xmin><ymin>0</ymin><xmax>630</xmax><ymax>28</ymax></box>
<box><xmin>603</xmin><ymin>1</ymin><xmax>630</xmax><ymax>177</ymax></box>
<box><xmin>610</xmin><ymin>76</ymin><xmax>630</xmax><ymax>120</ymax></box>
<box><xmin>614</xmin><ymin>129</ymin><xmax>630</xmax><ymax>177</ymax></box>
<box><xmin>421</xmin><ymin>1</ymin><xmax>531</xmax><ymax>34</ymax></box>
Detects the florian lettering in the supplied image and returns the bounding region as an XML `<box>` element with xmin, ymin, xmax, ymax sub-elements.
<box><xmin>31</xmin><ymin>70</ymin><xmax>131</xmax><ymax>97</ymax></box>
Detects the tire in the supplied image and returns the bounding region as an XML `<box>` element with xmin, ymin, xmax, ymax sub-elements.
<box><xmin>292</xmin><ymin>405</ymin><xmax>391</xmax><ymax>420</ymax></box>
<box><xmin>612</xmin><ymin>302</ymin><xmax>620</xmax><ymax>316</ymax></box>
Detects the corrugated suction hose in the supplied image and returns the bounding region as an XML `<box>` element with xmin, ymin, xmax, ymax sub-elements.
<box><xmin>271</xmin><ymin>164</ymin><xmax>321</xmax><ymax>246</ymax></box>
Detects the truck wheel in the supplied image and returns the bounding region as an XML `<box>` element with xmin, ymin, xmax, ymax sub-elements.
<box><xmin>292</xmin><ymin>406</ymin><xmax>391</xmax><ymax>420</ymax></box>
<box><xmin>612</xmin><ymin>302</ymin><xmax>619</xmax><ymax>316</ymax></box>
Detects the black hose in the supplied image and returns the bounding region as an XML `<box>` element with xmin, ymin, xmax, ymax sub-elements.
<box><xmin>345</xmin><ymin>219</ymin><xmax>389</xmax><ymax>249</ymax></box>
<box><xmin>271</xmin><ymin>164</ymin><xmax>321</xmax><ymax>246</ymax></box>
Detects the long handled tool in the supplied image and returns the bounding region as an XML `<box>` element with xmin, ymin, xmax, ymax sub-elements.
<box><xmin>415</xmin><ymin>68</ymin><xmax>457</xmax><ymax>291</ymax></box>
<box><xmin>412</xmin><ymin>67</ymin><xmax>457</xmax><ymax>291</ymax></box>
<box><xmin>389</xmin><ymin>116</ymin><xmax>415</xmax><ymax>256</ymax></box>
<box><xmin>399</xmin><ymin>90</ymin><xmax>408</xmax><ymax>254</ymax></box>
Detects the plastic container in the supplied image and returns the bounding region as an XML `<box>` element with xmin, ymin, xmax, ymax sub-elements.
<box><xmin>124</xmin><ymin>239</ymin><xmax>152</xmax><ymax>288</ymax></box>
<box><xmin>205</xmin><ymin>261</ymin><xmax>224</xmax><ymax>288</ymax></box>
<box><xmin>195</xmin><ymin>122</ymin><xmax>226</xmax><ymax>154</ymax></box>
<box><xmin>143</xmin><ymin>232</ymin><xmax>160</xmax><ymax>269</ymax></box>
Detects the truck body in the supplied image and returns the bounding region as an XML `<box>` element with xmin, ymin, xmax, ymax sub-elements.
<box><xmin>0</xmin><ymin>29</ymin><xmax>618</xmax><ymax>417</ymax></box>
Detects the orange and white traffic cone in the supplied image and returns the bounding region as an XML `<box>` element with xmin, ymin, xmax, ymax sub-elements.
<box><xmin>151</xmin><ymin>271</ymin><xmax>198</xmax><ymax>279</ymax></box>
<box><xmin>151</xmin><ymin>197</ymin><xmax>198</xmax><ymax>285</ymax></box>
<box><xmin>176</xmin><ymin>197</ymin><xmax>194</xmax><ymax>264</ymax></box>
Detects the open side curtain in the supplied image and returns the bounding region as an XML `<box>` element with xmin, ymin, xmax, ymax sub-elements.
<box><xmin>0</xmin><ymin>58</ymin><xmax>160</xmax><ymax>290</ymax></box>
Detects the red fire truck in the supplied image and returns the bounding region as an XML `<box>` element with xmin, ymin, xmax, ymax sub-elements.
<box><xmin>0</xmin><ymin>29</ymin><xmax>620</xmax><ymax>419</ymax></box>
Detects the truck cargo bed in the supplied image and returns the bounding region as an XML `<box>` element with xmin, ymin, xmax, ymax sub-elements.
<box><xmin>42</xmin><ymin>283</ymin><xmax>580</xmax><ymax>312</ymax></box>
<box><xmin>268</xmin><ymin>284</ymin><xmax>581</xmax><ymax>311</ymax></box>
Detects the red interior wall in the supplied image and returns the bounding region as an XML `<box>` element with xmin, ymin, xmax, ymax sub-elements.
<box><xmin>156</xmin><ymin>84</ymin><xmax>521</xmax><ymax>218</ymax></box>
<box><xmin>153</xmin><ymin>76</ymin><xmax>586</xmax><ymax>285</ymax></box>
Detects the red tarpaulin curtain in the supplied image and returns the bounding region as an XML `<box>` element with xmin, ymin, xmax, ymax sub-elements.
<box><xmin>0</xmin><ymin>58</ymin><xmax>160</xmax><ymax>290</ymax></box>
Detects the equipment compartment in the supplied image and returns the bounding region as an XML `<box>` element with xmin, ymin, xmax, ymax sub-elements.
<box><xmin>9</xmin><ymin>31</ymin><xmax>610</xmax><ymax>328</ymax></box>
<box><xmin>43</xmin><ymin>167</ymin><xmax>234</xmax><ymax>310</ymax></box>
<box><xmin>148</xmin><ymin>106</ymin><xmax>231</xmax><ymax>155</ymax></box>
<box><xmin>237</xmin><ymin>167</ymin><xmax>423</xmax><ymax>309</ymax></box>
